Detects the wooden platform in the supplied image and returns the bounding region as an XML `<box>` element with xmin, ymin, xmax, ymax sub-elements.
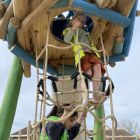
<box><xmin>0</xmin><ymin>0</ymin><xmax>138</xmax><ymax>75</ymax></box>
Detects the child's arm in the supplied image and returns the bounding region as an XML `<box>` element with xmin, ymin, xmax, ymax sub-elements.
<box><xmin>68</xmin><ymin>113</ymin><xmax>85</xmax><ymax>139</ymax></box>
<box><xmin>63</xmin><ymin>28</ymin><xmax>75</xmax><ymax>44</ymax></box>
<box><xmin>67</xmin><ymin>122</ymin><xmax>81</xmax><ymax>139</ymax></box>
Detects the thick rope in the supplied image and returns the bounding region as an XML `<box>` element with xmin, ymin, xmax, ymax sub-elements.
<box><xmin>30</xmin><ymin>14</ymin><xmax>117</xmax><ymax>140</ymax></box>
<box><xmin>99</xmin><ymin>22</ymin><xmax>116</xmax><ymax>140</ymax></box>
<box><xmin>76</xmin><ymin>28</ymin><xmax>89</xmax><ymax>105</ymax></box>
<box><xmin>36</xmin><ymin>44</ymin><xmax>74</xmax><ymax>61</ymax></box>
<box><xmin>41</xmin><ymin>13</ymin><xmax>51</xmax><ymax>140</ymax></box>
<box><xmin>32</xmin><ymin>105</ymin><xmax>83</xmax><ymax>129</ymax></box>
<box><xmin>34</xmin><ymin>31</ymin><xmax>39</xmax><ymax>123</ymax></box>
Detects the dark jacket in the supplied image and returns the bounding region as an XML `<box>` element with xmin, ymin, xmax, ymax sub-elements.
<box><xmin>46</xmin><ymin>122</ymin><xmax>81</xmax><ymax>140</ymax></box>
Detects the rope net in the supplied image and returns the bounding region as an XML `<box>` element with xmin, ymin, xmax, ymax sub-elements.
<box><xmin>15</xmin><ymin>12</ymin><xmax>129</xmax><ymax>140</ymax></box>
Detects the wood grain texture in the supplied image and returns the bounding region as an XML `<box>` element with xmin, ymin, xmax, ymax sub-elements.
<box><xmin>11</xmin><ymin>0</ymin><xmax>135</xmax><ymax>66</ymax></box>
<box><xmin>0</xmin><ymin>2</ymin><xmax>13</xmax><ymax>39</ymax></box>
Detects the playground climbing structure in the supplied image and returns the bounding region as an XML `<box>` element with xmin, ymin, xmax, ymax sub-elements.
<box><xmin>0</xmin><ymin>0</ymin><xmax>139</xmax><ymax>140</ymax></box>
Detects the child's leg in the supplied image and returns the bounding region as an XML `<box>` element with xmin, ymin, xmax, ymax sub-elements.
<box><xmin>84</xmin><ymin>68</ymin><xmax>99</xmax><ymax>104</ymax></box>
<box><xmin>92</xmin><ymin>63</ymin><xmax>106</xmax><ymax>103</ymax></box>
<box><xmin>92</xmin><ymin>63</ymin><xmax>101</xmax><ymax>95</ymax></box>
<box><xmin>81</xmin><ymin>68</ymin><xmax>93</xmax><ymax>103</ymax></box>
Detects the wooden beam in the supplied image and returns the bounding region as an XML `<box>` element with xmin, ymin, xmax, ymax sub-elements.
<box><xmin>71</xmin><ymin>0</ymin><xmax>130</xmax><ymax>27</ymax></box>
<box><xmin>22</xmin><ymin>61</ymin><xmax>31</xmax><ymax>78</ymax></box>
<box><xmin>109</xmin><ymin>54</ymin><xmax>125</xmax><ymax>63</ymax></box>
<box><xmin>17</xmin><ymin>0</ymin><xmax>59</xmax><ymax>51</ymax></box>
<box><xmin>0</xmin><ymin>0</ymin><xmax>11</xmax><ymax>19</ymax></box>
<box><xmin>7</xmin><ymin>17</ymin><xmax>20</xmax><ymax>49</ymax></box>
<box><xmin>123</xmin><ymin>0</ymin><xmax>138</xmax><ymax>57</ymax></box>
<box><xmin>113</xmin><ymin>36</ymin><xmax>124</xmax><ymax>54</ymax></box>
<box><xmin>108</xmin><ymin>0</ymin><xmax>117</xmax><ymax>8</ymax></box>
<box><xmin>115</xmin><ymin>0</ymin><xmax>136</xmax><ymax>16</ymax></box>
<box><xmin>0</xmin><ymin>2</ymin><xmax>4</xmax><ymax>19</ymax></box>
<box><xmin>0</xmin><ymin>1</ymin><xmax>13</xmax><ymax>39</ymax></box>
<box><xmin>53</xmin><ymin>0</ymin><xmax>131</xmax><ymax>27</ymax></box>
<box><xmin>18</xmin><ymin>0</ymin><xmax>59</xmax><ymax>33</ymax></box>
<box><xmin>13</xmin><ymin>0</ymin><xmax>29</xmax><ymax>21</ymax></box>
<box><xmin>95</xmin><ymin>0</ymin><xmax>110</xmax><ymax>8</ymax></box>
<box><xmin>103</xmin><ymin>23</ymin><xmax>123</xmax><ymax>55</ymax></box>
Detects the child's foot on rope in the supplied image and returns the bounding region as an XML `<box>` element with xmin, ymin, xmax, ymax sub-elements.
<box><xmin>89</xmin><ymin>98</ymin><xmax>99</xmax><ymax>106</ymax></box>
<box><xmin>88</xmin><ymin>93</ymin><xmax>107</xmax><ymax>107</ymax></box>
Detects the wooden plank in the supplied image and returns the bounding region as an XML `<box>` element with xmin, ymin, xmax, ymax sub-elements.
<box><xmin>0</xmin><ymin>3</ymin><xmax>4</xmax><ymax>19</ymax></box>
<box><xmin>0</xmin><ymin>2</ymin><xmax>13</xmax><ymax>39</ymax></box>
<box><xmin>95</xmin><ymin>0</ymin><xmax>110</xmax><ymax>8</ymax></box>
<box><xmin>17</xmin><ymin>0</ymin><xmax>59</xmax><ymax>51</ymax></box>
<box><xmin>72</xmin><ymin>0</ymin><xmax>130</xmax><ymax>27</ymax></box>
<box><xmin>108</xmin><ymin>0</ymin><xmax>117</xmax><ymax>8</ymax></box>
<box><xmin>115</xmin><ymin>0</ymin><xmax>136</xmax><ymax>16</ymax></box>
<box><xmin>113</xmin><ymin>36</ymin><xmax>124</xmax><ymax>54</ymax></box>
<box><xmin>0</xmin><ymin>0</ymin><xmax>11</xmax><ymax>19</ymax></box>
<box><xmin>19</xmin><ymin>0</ymin><xmax>59</xmax><ymax>33</ymax></box>
<box><xmin>91</xmin><ymin>19</ymin><xmax>108</xmax><ymax>47</ymax></box>
<box><xmin>22</xmin><ymin>61</ymin><xmax>31</xmax><ymax>78</ymax></box>
<box><xmin>123</xmin><ymin>0</ymin><xmax>138</xmax><ymax>57</ymax></box>
<box><xmin>7</xmin><ymin>17</ymin><xmax>20</xmax><ymax>49</ymax></box>
<box><xmin>103</xmin><ymin>23</ymin><xmax>123</xmax><ymax>55</ymax></box>
<box><xmin>13</xmin><ymin>0</ymin><xmax>29</xmax><ymax>21</ymax></box>
<box><xmin>9</xmin><ymin>0</ymin><xmax>137</xmax><ymax>66</ymax></box>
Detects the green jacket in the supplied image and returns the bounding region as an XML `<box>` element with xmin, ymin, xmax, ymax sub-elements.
<box><xmin>40</xmin><ymin>116</ymin><xmax>69</xmax><ymax>140</ymax></box>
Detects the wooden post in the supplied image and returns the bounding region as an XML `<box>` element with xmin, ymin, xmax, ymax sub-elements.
<box><xmin>115</xmin><ymin>0</ymin><xmax>135</xmax><ymax>16</ymax></box>
<box><xmin>8</xmin><ymin>0</ymin><xmax>31</xmax><ymax>77</ymax></box>
<box><xmin>113</xmin><ymin>36</ymin><xmax>124</xmax><ymax>54</ymax></box>
<box><xmin>0</xmin><ymin>1</ymin><xmax>13</xmax><ymax>39</ymax></box>
<box><xmin>18</xmin><ymin>131</ymin><xmax>21</xmax><ymax>140</ymax></box>
<box><xmin>17</xmin><ymin>0</ymin><xmax>58</xmax><ymax>53</ymax></box>
<box><xmin>22</xmin><ymin>61</ymin><xmax>31</xmax><ymax>78</ymax></box>
<box><xmin>0</xmin><ymin>2</ymin><xmax>4</xmax><ymax>19</ymax></box>
<box><xmin>95</xmin><ymin>0</ymin><xmax>110</xmax><ymax>8</ymax></box>
<box><xmin>103</xmin><ymin>23</ymin><xmax>123</xmax><ymax>55</ymax></box>
<box><xmin>108</xmin><ymin>0</ymin><xmax>117</xmax><ymax>8</ymax></box>
<box><xmin>123</xmin><ymin>0</ymin><xmax>138</xmax><ymax>57</ymax></box>
<box><xmin>12</xmin><ymin>0</ymin><xmax>29</xmax><ymax>21</ymax></box>
<box><xmin>7</xmin><ymin>17</ymin><xmax>20</xmax><ymax>49</ymax></box>
<box><xmin>18</xmin><ymin>0</ymin><xmax>58</xmax><ymax>32</ymax></box>
<box><xmin>27</xmin><ymin>121</ymin><xmax>31</xmax><ymax>140</ymax></box>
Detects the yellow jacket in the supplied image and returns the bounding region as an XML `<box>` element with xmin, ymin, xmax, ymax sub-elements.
<box><xmin>63</xmin><ymin>28</ymin><xmax>100</xmax><ymax>66</ymax></box>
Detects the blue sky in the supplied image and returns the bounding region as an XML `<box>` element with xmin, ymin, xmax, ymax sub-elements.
<box><xmin>0</xmin><ymin>3</ymin><xmax>140</xmax><ymax>133</ymax></box>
